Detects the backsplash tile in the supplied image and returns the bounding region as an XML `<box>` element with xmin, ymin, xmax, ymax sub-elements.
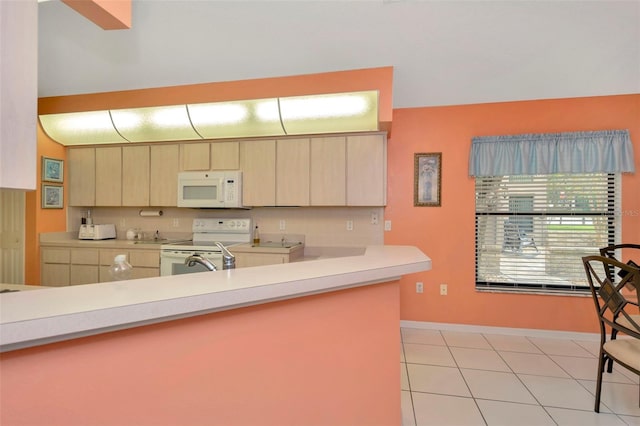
<box><xmin>68</xmin><ymin>206</ymin><xmax>384</xmax><ymax>247</ymax></box>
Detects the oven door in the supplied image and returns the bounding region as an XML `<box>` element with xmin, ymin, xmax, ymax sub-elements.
<box><xmin>160</xmin><ymin>250</ymin><xmax>222</xmax><ymax>276</ymax></box>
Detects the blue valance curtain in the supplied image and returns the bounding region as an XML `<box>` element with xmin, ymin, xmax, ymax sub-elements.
<box><xmin>469</xmin><ymin>130</ymin><xmax>635</xmax><ymax>177</ymax></box>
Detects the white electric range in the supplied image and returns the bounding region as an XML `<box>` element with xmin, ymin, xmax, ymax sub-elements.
<box><xmin>160</xmin><ymin>218</ymin><xmax>251</xmax><ymax>276</ymax></box>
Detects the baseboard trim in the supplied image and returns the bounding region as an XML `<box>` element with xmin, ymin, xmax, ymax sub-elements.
<box><xmin>400</xmin><ymin>320</ymin><xmax>600</xmax><ymax>341</ymax></box>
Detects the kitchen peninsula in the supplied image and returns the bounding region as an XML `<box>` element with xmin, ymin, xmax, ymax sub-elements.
<box><xmin>0</xmin><ymin>245</ymin><xmax>430</xmax><ymax>426</ymax></box>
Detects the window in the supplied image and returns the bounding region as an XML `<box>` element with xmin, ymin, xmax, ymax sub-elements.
<box><xmin>475</xmin><ymin>173</ymin><xmax>620</xmax><ymax>294</ymax></box>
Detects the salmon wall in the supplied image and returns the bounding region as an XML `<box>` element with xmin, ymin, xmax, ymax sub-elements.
<box><xmin>25</xmin><ymin>124</ymin><xmax>66</xmax><ymax>285</ymax></box>
<box><xmin>386</xmin><ymin>94</ymin><xmax>640</xmax><ymax>333</ymax></box>
<box><xmin>0</xmin><ymin>282</ymin><xmax>401</xmax><ymax>426</ymax></box>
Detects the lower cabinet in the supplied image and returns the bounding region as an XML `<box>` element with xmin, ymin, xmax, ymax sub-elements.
<box><xmin>41</xmin><ymin>248</ymin><xmax>71</xmax><ymax>287</ymax></box>
<box><xmin>233</xmin><ymin>253</ymin><xmax>289</xmax><ymax>268</ymax></box>
<box><xmin>41</xmin><ymin>246</ymin><xmax>160</xmax><ymax>286</ymax></box>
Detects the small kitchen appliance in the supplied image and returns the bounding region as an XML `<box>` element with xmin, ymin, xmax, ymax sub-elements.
<box><xmin>160</xmin><ymin>218</ymin><xmax>251</xmax><ymax>275</ymax></box>
<box><xmin>177</xmin><ymin>171</ymin><xmax>243</xmax><ymax>208</ymax></box>
<box><xmin>78</xmin><ymin>224</ymin><xmax>116</xmax><ymax>240</ymax></box>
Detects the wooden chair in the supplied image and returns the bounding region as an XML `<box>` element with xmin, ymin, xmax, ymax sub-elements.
<box><xmin>598</xmin><ymin>244</ymin><xmax>640</xmax><ymax>372</ymax></box>
<box><xmin>582</xmin><ymin>255</ymin><xmax>640</xmax><ymax>413</ymax></box>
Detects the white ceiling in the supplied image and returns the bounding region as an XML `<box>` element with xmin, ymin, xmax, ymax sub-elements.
<box><xmin>38</xmin><ymin>0</ymin><xmax>640</xmax><ymax>108</ymax></box>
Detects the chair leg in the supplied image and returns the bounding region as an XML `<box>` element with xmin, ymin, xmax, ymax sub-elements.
<box><xmin>595</xmin><ymin>351</ymin><xmax>606</xmax><ymax>413</ymax></box>
<box><xmin>607</xmin><ymin>329</ymin><xmax>618</xmax><ymax>373</ymax></box>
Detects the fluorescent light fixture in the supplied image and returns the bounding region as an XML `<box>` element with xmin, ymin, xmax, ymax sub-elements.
<box><xmin>39</xmin><ymin>111</ymin><xmax>127</xmax><ymax>145</ymax></box>
<box><xmin>38</xmin><ymin>90</ymin><xmax>379</xmax><ymax>145</ymax></box>
<box><xmin>110</xmin><ymin>105</ymin><xmax>201</xmax><ymax>142</ymax></box>
<box><xmin>280</xmin><ymin>91</ymin><xmax>378</xmax><ymax>135</ymax></box>
<box><xmin>188</xmin><ymin>98</ymin><xmax>285</xmax><ymax>139</ymax></box>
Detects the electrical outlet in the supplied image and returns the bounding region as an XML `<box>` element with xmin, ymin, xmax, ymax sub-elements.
<box><xmin>119</xmin><ymin>218</ymin><xmax>126</xmax><ymax>228</ymax></box>
<box><xmin>172</xmin><ymin>218</ymin><xmax>180</xmax><ymax>228</ymax></box>
<box><xmin>371</xmin><ymin>212</ymin><xmax>379</xmax><ymax>225</ymax></box>
<box><xmin>279</xmin><ymin>220</ymin><xmax>286</xmax><ymax>230</ymax></box>
<box><xmin>440</xmin><ymin>284</ymin><xmax>448</xmax><ymax>296</ymax></box>
<box><xmin>346</xmin><ymin>220</ymin><xmax>354</xmax><ymax>231</ymax></box>
<box><xmin>384</xmin><ymin>220</ymin><xmax>392</xmax><ymax>231</ymax></box>
<box><xmin>416</xmin><ymin>282</ymin><xmax>424</xmax><ymax>293</ymax></box>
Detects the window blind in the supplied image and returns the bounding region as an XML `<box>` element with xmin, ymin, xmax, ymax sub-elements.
<box><xmin>475</xmin><ymin>173</ymin><xmax>620</xmax><ymax>293</ymax></box>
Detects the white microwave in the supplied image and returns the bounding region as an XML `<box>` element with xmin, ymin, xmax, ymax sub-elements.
<box><xmin>177</xmin><ymin>171</ymin><xmax>243</xmax><ymax>208</ymax></box>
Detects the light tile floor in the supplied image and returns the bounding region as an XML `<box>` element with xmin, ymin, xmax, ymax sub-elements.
<box><xmin>401</xmin><ymin>327</ymin><xmax>640</xmax><ymax>426</ymax></box>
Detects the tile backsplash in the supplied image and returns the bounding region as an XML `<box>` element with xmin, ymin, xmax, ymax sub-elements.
<box><xmin>68</xmin><ymin>206</ymin><xmax>384</xmax><ymax>247</ymax></box>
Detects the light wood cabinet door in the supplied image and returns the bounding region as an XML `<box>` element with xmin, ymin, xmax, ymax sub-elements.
<box><xmin>122</xmin><ymin>145</ymin><xmax>150</xmax><ymax>206</ymax></box>
<box><xmin>240</xmin><ymin>139</ymin><xmax>276</xmax><ymax>206</ymax></box>
<box><xmin>95</xmin><ymin>147</ymin><xmax>122</xmax><ymax>206</ymax></box>
<box><xmin>181</xmin><ymin>143</ymin><xmax>210</xmax><ymax>171</ymax></box>
<box><xmin>41</xmin><ymin>264</ymin><xmax>70</xmax><ymax>287</ymax></box>
<box><xmin>70</xmin><ymin>265</ymin><xmax>99</xmax><ymax>285</ymax></box>
<box><xmin>234</xmin><ymin>253</ymin><xmax>287</xmax><ymax>268</ymax></box>
<box><xmin>150</xmin><ymin>144</ymin><xmax>179</xmax><ymax>206</ymax></box>
<box><xmin>41</xmin><ymin>247</ymin><xmax>70</xmax><ymax>286</ymax></box>
<box><xmin>346</xmin><ymin>134</ymin><xmax>386</xmax><ymax>206</ymax></box>
<box><xmin>211</xmin><ymin>141</ymin><xmax>240</xmax><ymax>170</ymax></box>
<box><xmin>129</xmin><ymin>250</ymin><xmax>160</xmax><ymax>268</ymax></box>
<box><xmin>310</xmin><ymin>136</ymin><xmax>346</xmax><ymax>206</ymax></box>
<box><xmin>68</xmin><ymin>148</ymin><xmax>95</xmax><ymax>206</ymax></box>
<box><xmin>276</xmin><ymin>138</ymin><xmax>310</xmax><ymax>206</ymax></box>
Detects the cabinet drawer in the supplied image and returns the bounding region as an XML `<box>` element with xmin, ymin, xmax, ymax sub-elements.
<box><xmin>42</xmin><ymin>248</ymin><xmax>70</xmax><ymax>264</ymax></box>
<box><xmin>71</xmin><ymin>249</ymin><xmax>99</xmax><ymax>265</ymax></box>
<box><xmin>129</xmin><ymin>250</ymin><xmax>160</xmax><ymax>268</ymax></box>
<box><xmin>100</xmin><ymin>249</ymin><xmax>128</xmax><ymax>266</ymax></box>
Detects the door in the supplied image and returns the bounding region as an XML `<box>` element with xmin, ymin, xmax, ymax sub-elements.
<box><xmin>0</xmin><ymin>189</ymin><xmax>25</xmax><ymax>284</ymax></box>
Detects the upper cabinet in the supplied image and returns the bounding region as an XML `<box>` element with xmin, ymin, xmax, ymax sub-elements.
<box><xmin>150</xmin><ymin>144</ymin><xmax>179</xmax><ymax>206</ymax></box>
<box><xmin>95</xmin><ymin>147</ymin><xmax>122</xmax><ymax>206</ymax></box>
<box><xmin>240</xmin><ymin>139</ymin><xmax>276</xmax><ymax>206</ymax></box>
<box><xmin>276</xmin><ymin>138</ymin><xmax>310</xmax><ymax>206</ymax></box>
<box><xmin>69</xmin><ymin>148</ymin><xmax>96</xmax><ymax>206</ymax></box>
<box><xmin>69</xmin><ymin>144</ymin><xmax>181</xmax><ymax>207</ymax></box>
<box><xmin>122</xmin><ymin>145</ymin><xmax>150</xmax><ymax>206</ymax></box>
<box><xmin>67</xmin><ymin>133</ymin><xmax>386</xmax><ymax>208</ymax></box>
<box><xmin>181</xmin><ymin>141</ymin><xmax>240</xmax><ymax>171</ymax></box>
<box><xmin>310</xmin><ymin>136</ymin><xmax>346</xmax><ymax>206</ymax></box>
<box><xmin>346</xmin><ymin>134</ymin><xmax>386</xmax><ymax>206</ymax></box>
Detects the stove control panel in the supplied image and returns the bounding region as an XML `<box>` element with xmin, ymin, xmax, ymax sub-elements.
<box><xmin>192</xmin><ymin>218</ymin><xmax>251</xmax><ymax>233</ymax></box>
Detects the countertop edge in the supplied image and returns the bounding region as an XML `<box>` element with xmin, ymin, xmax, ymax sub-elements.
<box><xmin>0</xmin><ymin>245</ymin><xmax>431</xmax><ymax>352</ymax></box>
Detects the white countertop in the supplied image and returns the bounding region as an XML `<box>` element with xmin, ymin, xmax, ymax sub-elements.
<box><xmin>0</xmin><ymin>245</ymin><xmax>431</xmax><ymax>352</ymax></box>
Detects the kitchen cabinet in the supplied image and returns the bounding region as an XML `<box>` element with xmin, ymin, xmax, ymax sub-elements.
<box><xmin>95</xmin><ymin>147</ymin><xmax>122</xmax><ymax>206</ymax></box>
<box><xmin>346</xmin><ymin>134</ymin><xmax>386</xmax><ymax>206</ymax></box>
<box><xmin>276</xmin><ymin>138</ymin><xmax>310</xmax><ymax>206</ymax></box>
<box><xmin>70</xmin><ymin>249</ymin><xmax>99</xmax><ymax>285</ymax></box>
<box><xmin>122</xmin><ymin>145</ymin><xmax>150</xmax><ymax>206</ymax></box>
<box><xmin>230</xmin><ymin>244</ymin><xmax>303</xmax><ymax>268</ymax></box>
<box><xmin>240</xmin><ymin>139</ymin><xmax>276</xmax><ymax>206</ymax></box>
<box><xmin>181</xmin><ymin>143</ymin><xmax>210</xmax><ymax>171</ymax></box>
<box><xmin>68</xmin><ymin>148</ymin><xmax>96</xmax><ymax>206</ymax></box>
<box><xmin>233</xmin><ymin>252</ymin><xmax>289</xmax><ymax>268</ymax></box>
<box><xmin>150</xmin><ymin>144</ymin><xmax>179</xmax><ymax>206</ymax></box>
<box><xmin>99</xmin><ymin>249</ymin><xmax>160</xmax><ymax>281</ymax></box>
<box><xmin>310</xmin><ymin>136</ymin><xmax>346</xmax><ymax>205</ymax></box>
<box><xmin>181</xmin><ymin>141</ymin><xmax>240</xmax><ymax>171</ymax></box>
<box><xmin>41</xmin><ymin>245</ymin><xmax>160</xmax><ymax>285</ymax></box>
<box><xmin>211</xmin><ymin>141</ymin><xmax>240</xmax><ymax>170</ymax></box>
<box><xmin>41</xmin><ymin>248</ymin><xmax>70</xmax><ymax>287</ymax></box>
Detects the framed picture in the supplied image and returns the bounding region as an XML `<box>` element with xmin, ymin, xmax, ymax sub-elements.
<box><xmin>414</xmin><ymin>152</ymin><xmax>442</xmax><ymax>207</ymax></box>
<box><xmin>42</xmin><ymin>184</ymin><xmax>63</xmax><ymax>209</ymax></box>
<box><xmin>42</xmin><ymin>157</ymin><xmax>63</xmax><ymax>183</ymax></box>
